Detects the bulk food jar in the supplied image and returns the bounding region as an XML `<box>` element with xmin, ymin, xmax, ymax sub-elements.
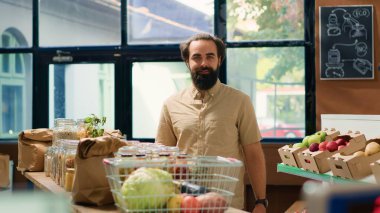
<box><xmin>60</xmin><ymin>139</ymin><xmax>78</xmax><ymax>190</ymax></box>
<box><xmin>51</xmin><ymin>118</ymin><xmax>78</xmax><ymax>184</ymax></box>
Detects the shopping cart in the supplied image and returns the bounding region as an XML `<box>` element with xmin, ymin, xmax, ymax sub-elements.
<box><xmin>103</xmin><ymin>155</ymin><xmax>242</xmax><ymax>213</ymax></box>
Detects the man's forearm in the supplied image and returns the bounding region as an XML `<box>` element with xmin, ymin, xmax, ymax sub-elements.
<box><xmin>243</xmin><ymin>142</ymin><xmax>267</xmax><ymax>199</ymax></box>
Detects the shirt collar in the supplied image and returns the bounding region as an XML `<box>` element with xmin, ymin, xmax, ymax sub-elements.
<box><xmin>190</xmin><ymin>79</ymin><xmax>221</xmax><ymax>100</ymax></box>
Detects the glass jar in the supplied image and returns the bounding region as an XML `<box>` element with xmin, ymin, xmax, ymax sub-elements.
<box><xmin>53</xmin><ymin>118</ymin><xmax>78</xmax><ymax>147</ymax></box>
<box><xmin>115</xmin><ymin>146</ymin><xmax>139</xmax><ymax>158</ymax></box>
<box><xmin>49</xmin><ymin>146</ymin><xmax>58</xmax><ymax>181</ymax></box>
<box><xmin>76</xmin><ymin>118</ymin><xmax>87</xmax><ymax>139</ymax></box>
<box><xmin>64</xmin><ymin>168</ymin><xmax>75</xmax><ymax>192</ymax></box>
<box><xmin>55</xmin><ymin>145</ymin><xmax>64</xmax><ymax>185</ymax></box>
<box><xmin>52</xmin><ymin>118</ymin><xmax>78</xmax><ymax>184</ymax></box>
<box><xmin>159</xmin><ymin>146</ymin><xmax>179</xmax><ymax>158</ymax></box>
<box><xmin>44</xmin><ymin>146</ymin><xmax>54</xmax><ymax>177</ymax></box>
<box><xmin>60</xmin><ymin>139</ymin><xmax>79</xmax><ymax>188</ymax></box>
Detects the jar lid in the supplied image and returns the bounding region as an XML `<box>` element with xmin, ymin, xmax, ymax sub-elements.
<box><xmin>54</xmin><ymin>118</ymin><xmax>76</xmax><ymax>126</ymax></box>
<box><xmin>66</xmin><ymin>168</ymin><xmax>75</xmax><ymax>173</ymax></box>
<box><xmin>61</xmin><ymin>139</ymin><xmax>79</xmax><ymax>148</ymax></box>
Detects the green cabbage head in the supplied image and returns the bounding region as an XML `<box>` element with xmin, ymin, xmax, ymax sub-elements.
<box><xmin>121</xmin><ymin>167</ymin><xmax>175</xmax><ymax>210</ymax></box>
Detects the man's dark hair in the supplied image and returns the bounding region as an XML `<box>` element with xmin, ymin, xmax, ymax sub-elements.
<box><xmin>179</xmin><ymin>33</ymin><xmax>226</xmax><ymax>62</ymax></box>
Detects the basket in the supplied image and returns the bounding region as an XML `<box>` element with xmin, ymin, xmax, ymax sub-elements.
<box><xmin>103</xmin><ymin>156</ymin><xmax>243</xmax><ymax>213</ymax></box>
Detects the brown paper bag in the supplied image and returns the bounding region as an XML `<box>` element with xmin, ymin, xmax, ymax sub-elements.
<box><xmin>103</xmin><ymin>129</ymin><xmax>124</xmax><ymax>139</ymax></box>
<box><xmin>17</xmin><ymin>129</ymin><xmax>52</xmax><ymax>173</ymax></box>
<box><xmin>72</xmin><ymin>136</ymin><xmax>126</xmax><ymax>206</ymax></box>
<box><xmin>0</xmin><ymin>154</ymin><xmax>10</xmax><ymax>188</ymax></box>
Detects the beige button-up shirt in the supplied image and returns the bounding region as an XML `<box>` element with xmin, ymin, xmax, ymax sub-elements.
<box><xmin>156</xmin><ymin>80</ymin><xmax>262</xmax><ymax>209</ymax></box>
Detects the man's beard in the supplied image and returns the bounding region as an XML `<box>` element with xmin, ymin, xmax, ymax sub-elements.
<box><xmin>191</xmin><ymin>66</ymin><xmax>219</xmax><ymax>90</ymax></box>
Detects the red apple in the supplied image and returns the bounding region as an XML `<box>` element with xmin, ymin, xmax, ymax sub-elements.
<box><xmin>309</xmin><ymin>143</ymin><xmax>319</xmax><ymax>152</ymax></box>
<box><xmin>327</xmin><ymin>141</ymin><xmax>338</xmax><ymax>152</ymax></box>
<box><xmin>181</xmin><ymin>195</ymin><xmax>200</xmax><ymax>213</ymax></box>
<box><xmin>319</xmin><ymin>141</ymin><xmax>328</xmax><ymax>151</ymax></box>
<box><xmin>336</xmin><ymin>138</ymin><xmax>347</xmax><ymax>146</ymax></box>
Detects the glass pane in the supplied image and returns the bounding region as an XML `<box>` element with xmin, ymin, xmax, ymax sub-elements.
<box><xmin>2</xmin><ymin>86</ymin><xmax>22</xmax><ymax>135</ymax></box>
<box><xmin>128</xmin><ymin>0</ymin><xmax>214</xmax><ymax>45</ymax></box>
<box><xmin>227</xmin><ymin>0</ymin><xmax>304</xmax><ymax>41</ymax></box>
<box><xmin>0</xmin><ymin>53</ymin><xmax>32</xmax><ymax>139</ymax></box>
<box><xmin>40</xmin><ymin>0</ymin><xmax>121</xmax><ymax>47</ymax></box>
<box><xmin>0</xmin><ymin>0</ymin><xmax>32</xmax><ymax>48</ymax></box>
<box><xmin>227</xmin><ymin>47</ymin><xmax>305</xmax><ymax>138</ymax></box>
<box><xmin>132</xmin><ymin>62</ymin><xmax>190</xmax><ymax>138</ymax></box>
<box><xmin>48</xmin><ymin>64</ymin><xmax>115</xmax><ymax>129</ymax></box>
<box><xmin>1</xmin><ymin>53</ymin><xmax>26</xmax><ymax>74</ymax></box>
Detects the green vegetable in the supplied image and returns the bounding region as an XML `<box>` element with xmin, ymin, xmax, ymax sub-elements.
<box><xmin>84</xmin><ymin>114</ymin><xmax>106</xmax><ymax>138</ymax></box>
<box><xmin>121</xmin><ymin>167</ymin><xmax>175</xmax><ymax>210</ymax></box>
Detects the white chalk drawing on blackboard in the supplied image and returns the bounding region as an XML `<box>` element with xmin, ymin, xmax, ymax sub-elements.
<box><xmin>355</xmin><ymin>42</ymin><xmax>368</xmax><ymax>57</ymax></box>
<box><xmin>352</xmin><ymin>8</ymin><xmax>370</xmax><ymax>18</ymax></box>
<box><xmin>342</xmin><ymin>58</ymin><xmax>372</xmax><ymax>75</ymax></box>
<box><xmin>325</xmin><ymin>39</ymin><xmax>372</xmax><ymax>78</ymax></box>
<box><xmin>326</xmin><ymin>8</ymin><xmax>368</xmax><ymax>40</ymax></box>
<box><xmin>327</xmin><ymin>12</ymin><xmax>341</xmax><ymax>36</ymax></box>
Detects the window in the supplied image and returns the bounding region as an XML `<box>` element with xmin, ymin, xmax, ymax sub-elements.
<box><xmin>0</xmin><ymin>52</ymin><xmax>32</xmax><ymax>139</ymax></box>
<box><xmin>132</xmin><ymin>62</ymin><xmax>190</xmax><ymax>138</ymax></box>
<box><xmin>226</xmin><ymin>0</ymin><xmax>308</xmax><ymax>139</ymax></box>
<box><xmin>0</xmin><ymin>26</ymin><xmax>31</xmax><ymax>139</ymax></box>
<box><xmin>39</xmin><ymin>0</ymin><xmax>121</xmax><ymax>47</ymax></box>
<box><xmin>127</xmin><ymin>0</ymin><xmax>214</xmax><ymax>45</ymax></box>
<box><xmin>48</xmin><ymin>63</ymin><xmax>115</xmax><ymax>129</ymax></box>
<box><xmin>0</xmin><ymin>0</ymin><xmax>314</xmax><ymax>142</ymax></box>
<box><xmin>227</xmin><ymin>0</ymin><xmax>304</xmax><ymax>41</ymax></box>
<box><xmin>0</xmin><ymin>0</ymin><xmax>32</xmax><ymax>48</ymax></box>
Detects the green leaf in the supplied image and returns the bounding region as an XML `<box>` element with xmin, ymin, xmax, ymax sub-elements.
<box><xmin>84</xmin><ymin>117</ymin><xmax>92</xmax><ymax>123</ymax></box>
<box><xmin>84</xmin><ymin>114</ymin><xmax>107</xmax><ymax>138</ymax></box>
<box><xmin>98</xmin><ymin>129</ymin><xmax>104</xmax><ymax>136</ymax></box>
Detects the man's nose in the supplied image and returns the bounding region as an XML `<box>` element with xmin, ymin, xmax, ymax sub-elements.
<box><xmin>200</xmin><ymin>58</ymin><xmax>208</xmax><ymax>66</ymax></box>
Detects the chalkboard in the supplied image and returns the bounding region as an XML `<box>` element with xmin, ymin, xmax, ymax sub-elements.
<box><xmin>319</xmin><ymin>5</ymin><xmax>373</xmax><ymax>80</ymax></box>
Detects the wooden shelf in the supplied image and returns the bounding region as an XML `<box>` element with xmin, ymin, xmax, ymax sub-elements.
<box><xmin>24</xmin><ymin>172</ymin><xmax>67</xmax><ymax>194</ymax></box>
<box><xmin>277</xmin><ymin>163</ymin><xmax>376</xmax><ymax>184</ymax></box>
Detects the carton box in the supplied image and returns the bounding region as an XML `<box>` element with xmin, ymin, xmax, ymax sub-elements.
<box><xmin>328</xmin><ymin>139</ymin><xmax>380</xmax><ymax>180</ymax></box>
<box><xmin>298</xmin><ymin>131</ymin><xmax>366</xmax><ymax>174</ymax></box>
<box><xmin>371</xmin><ymin>159</ymin><xmax>380</xmax><ymax>184</ymax></box>
<box><xmin>278</xmin><ymin>145</ymin><xmax>307</xmax><ymax>167</ymax></box>
<box><xmin>322</xmin><ymin>128</ymin><xmax>340</xmax><ymax>142</ymax></box>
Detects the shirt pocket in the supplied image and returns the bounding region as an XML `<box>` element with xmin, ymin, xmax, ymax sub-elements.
<box><xmin>172</xmin><ymin>118</ymin><xmax>198</xmax><ymax>138</ymax></box>
<box><xmin>207</xmin><ymin>118</ymin><xmax>238</xmax><ymax>144</ymax></box>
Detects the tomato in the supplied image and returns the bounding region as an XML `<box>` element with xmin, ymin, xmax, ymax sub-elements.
<box><xmin>180</xmin><ymin>195</ymin><xmax>200</xmax><ymax>213</ymax></box>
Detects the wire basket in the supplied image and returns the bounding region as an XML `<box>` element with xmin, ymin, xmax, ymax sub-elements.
<box><xmin>103</xmin><ymin>155</ymin><xmax>243</xmax><ymax>213</ymax></box>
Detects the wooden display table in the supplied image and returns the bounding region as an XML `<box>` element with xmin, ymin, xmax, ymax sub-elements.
<box><xmin>285</xmin><ymin>200</ymin><xmax>305</xmax><ymax>213</ymax></box>
<box><xmin>24</xmin><ymin>172</ymin><xmax>247</xmax><ymax>213</ymax></box>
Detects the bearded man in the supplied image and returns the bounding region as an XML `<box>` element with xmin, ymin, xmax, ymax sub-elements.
<box><xmin>156</xmin><ymin>33</ymin><xmax>267</xmax><ymax>213</ymax></box>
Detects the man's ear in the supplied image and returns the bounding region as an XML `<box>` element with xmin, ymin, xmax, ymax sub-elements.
<box><xmin>185</xmin><ymin>61</ymin><xmax>190</xmax><ymax>70</ymax></box>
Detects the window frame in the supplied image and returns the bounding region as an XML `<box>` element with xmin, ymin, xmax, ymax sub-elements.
<box><xmin>0</xmin><ymin>0</ymin><xmax>315</xmax><ymax>143</ymax></box>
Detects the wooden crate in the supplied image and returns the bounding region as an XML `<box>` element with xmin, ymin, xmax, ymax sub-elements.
<box><xmin>278</xmin><ymin>145</ymin><xmax>307</xmax><ymax>167</ymax></box>
<box><xmin>298</xmin><ymin>131</ymin><xmax>366</xmax><ymax>173</ymax></box>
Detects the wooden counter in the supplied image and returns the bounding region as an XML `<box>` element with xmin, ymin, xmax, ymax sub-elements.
<box><xmin>25</xmin><ymin>172</ymin><xmax>247</xmax><ymax>213</ymax></box>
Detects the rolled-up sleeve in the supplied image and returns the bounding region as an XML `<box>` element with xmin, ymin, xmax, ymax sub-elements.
<box><xmin>238</xmin><ymin>95</ymin><xmax>262</xmax><ymax>146</ymax></box>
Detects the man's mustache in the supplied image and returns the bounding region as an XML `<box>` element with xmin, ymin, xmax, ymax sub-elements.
<box><xmin>195</xmin><ymin>67</ymin><xmax>213</xmax><ymax>74</ymax></box>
